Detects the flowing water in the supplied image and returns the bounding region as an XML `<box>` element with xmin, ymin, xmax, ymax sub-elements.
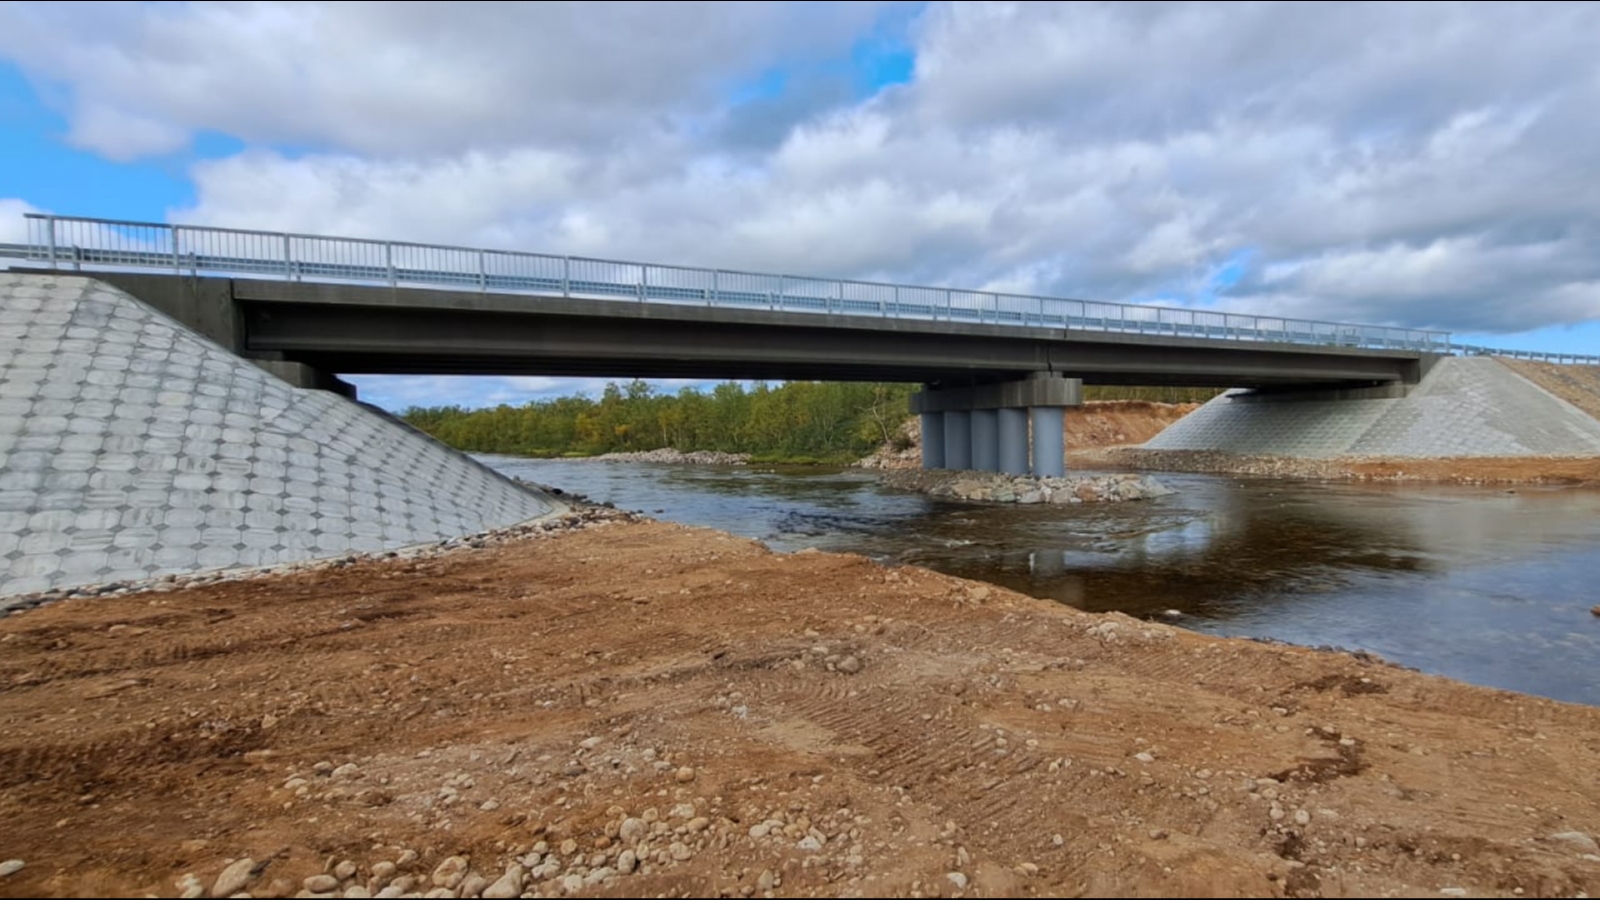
<box><xmin>480</xmin><ymin>456</ymin><xmax>1600</xmax><ymax>706</ymax></box>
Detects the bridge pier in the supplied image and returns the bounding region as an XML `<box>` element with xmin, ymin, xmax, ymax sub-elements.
<box><xmin>998</xmin><ymin>408</ymin><xmax>1029</xmax><ymax>475</ymax></box>
<box><xmin>910</xmin><ymin>374</ymin><xmax>1083</xmax><ymax>474</ymax></box>
<box><xmin>919</xmin><ymin>412</ymin><xmax>945</xmax><ymax>469</ymax></box>
<box><xmin>971</xmin><ymin>409</ymin><xmax>1000</xmax><ymax>472</ymax></box>
<box><xmin>943</xmin><ymin>411</ymin><xmax>973</xmax><ymax>471</ymax></box>
<box><xmin>1030</xmin><ymin>405</ymin><xmax>1066</xmax><ymax>478</ymax></box>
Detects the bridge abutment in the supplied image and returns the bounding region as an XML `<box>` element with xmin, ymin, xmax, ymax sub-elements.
<box><xmin>252</xmin><ymin>360</ymin><xmax>359</xmax><ymax>399</ymax></box>
<box><xmin>911</xmin><ymin>375</ymin><xmax>1084</xmax><ymax>475</ymax></box>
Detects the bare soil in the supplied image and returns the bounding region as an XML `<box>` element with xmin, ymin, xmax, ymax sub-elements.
<box><xmin>2</xmin><ymin>519</ymin><xmax>1598</xmax><ymax>898</ymax></box>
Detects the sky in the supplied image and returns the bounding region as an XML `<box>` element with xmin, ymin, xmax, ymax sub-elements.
<box><xmin>2</xmin><ymin>0</ymin><xmax>1598</xmax><ymax>411</ymax></box>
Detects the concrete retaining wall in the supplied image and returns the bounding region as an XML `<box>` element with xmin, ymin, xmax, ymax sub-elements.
<box><xmin>0</xmin><ymin>273</ymin><xmax>561</xmax><ymax>603</ymax></box>
<box><xmin>1145</xmin><ymin>357</ymin><xmax>1600</xmax><ymax>458</ymax></box>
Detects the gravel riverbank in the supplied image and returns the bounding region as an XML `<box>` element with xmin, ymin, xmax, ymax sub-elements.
<box><xmin>578</xmin><ymin>449</ymin><xmax>751</xmax><ymax>465</ymax></box>
<box><xmin>878</xmin><ymin>468</ymin><xmax>1176</xmax><ymax>503</ymax></box>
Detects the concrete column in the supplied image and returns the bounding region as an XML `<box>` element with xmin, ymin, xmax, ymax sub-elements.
<box><xmin>944</xmin><ymin>410</ymin><xmax>972</xmax><ymax>471</ymax></box>
<box><xmin>919</xmin><ymin>412</ymin><xmax>945</xmax><ymax>469</ymax></box>
<box><xmin>998</xmin><ymin>408</ymin><xmax>1029</xmax><ymax>475</ymax></box>
<box><xmin>971</xmin><ymin>408</ymin><xmax>999</xmax><ymax>472</ymax></box>
<box><xmin>1030</xmin><ymin>406</ymin><xmax>1065</xmax><ymax>478</ymax></box>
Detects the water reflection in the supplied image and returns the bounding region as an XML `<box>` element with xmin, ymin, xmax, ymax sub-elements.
<box><xmin>479</xmin><ymin>456</ymin><xmax>1600</xmax><ymax>706</ymax></box>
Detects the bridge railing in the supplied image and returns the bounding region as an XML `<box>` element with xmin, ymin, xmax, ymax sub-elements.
<box><xmin>1452</xmin><ymin>344</ymin><xmax>1600</xmax><ymax>365</ymax></box>
<box><xmin>1</xmin><ymin>211</ymin><xmax>1559</xmax><ymax>361</ymax></box>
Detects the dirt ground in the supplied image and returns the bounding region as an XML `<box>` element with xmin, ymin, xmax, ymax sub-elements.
<box><xmin>1</xmin><ymin>518</ymin><xmax>1598</xmax><ymax>899</ymax></box>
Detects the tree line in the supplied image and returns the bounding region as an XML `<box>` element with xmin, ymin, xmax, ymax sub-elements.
<box><xmin>401</xmin><ymin>380</ymin><xmax>918</xmax><ymax>463</ymax></box>
<box><xmin>401</xmin><ymin>380</ymin><xmax>1222</xmax><ymax>463</ymax></box>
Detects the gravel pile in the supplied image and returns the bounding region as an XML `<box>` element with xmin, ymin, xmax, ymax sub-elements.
<box><xmin>879</xmin><ymin>469</ymin><xmax>1175</xmax><ymax>503</ymax></box>
<box><xmin>579</xmin><ymin>449</ymin><xmax>751</xmax><ymax>465</ymax></box>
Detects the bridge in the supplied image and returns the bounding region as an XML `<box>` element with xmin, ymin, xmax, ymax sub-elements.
<box><xmin>4</xmin><ymin>213</ymin><xmax>1596</xmax><ymax>477</ymax></box>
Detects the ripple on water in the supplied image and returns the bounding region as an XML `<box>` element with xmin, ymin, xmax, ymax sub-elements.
<box><xmin>477</xmin><ymin>455</ymin><xmax>1600</xmax><ymax>706</ymax></box>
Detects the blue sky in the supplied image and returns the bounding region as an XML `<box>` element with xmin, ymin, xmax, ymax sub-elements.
<box><xmin>2</xmin><ymin>1</ymin><xmax>1596</xmax><ymax>411</ymax></box>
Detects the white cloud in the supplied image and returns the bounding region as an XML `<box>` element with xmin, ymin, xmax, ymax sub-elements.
<box><xmin>0</xmin><ymin>199</ymin><xmax>42</xmax><ymax>243</ymax></box>
<box><xmin>0</xmin><ymin>1</ymin><xmax>895</xmax><ymax>158</ymax></box>
<box><xmin>5</xmin><ymin>0</ymin><xmax>1600</xmax><ymax>344</ymax></box>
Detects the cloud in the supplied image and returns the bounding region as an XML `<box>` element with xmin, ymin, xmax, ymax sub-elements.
<box><xmin>0</xmin><ymin>1</ymin><xmax>896</xmax><ymax>158</ymax></box>
<box><xmin>5</xmin><ymin>0</ymin><xmax>1600</xmax><ymax>343</ymax></box>
<box><xmin>0</xmin><ymin>199</ymin><xmax>42</xmax><ymax>242</ymax></box>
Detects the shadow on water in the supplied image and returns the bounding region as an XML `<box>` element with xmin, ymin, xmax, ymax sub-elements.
<box><xmin>480</xmin><ymin>455</ymin><xmax>1600</xmax><ymax>706</ymax></box>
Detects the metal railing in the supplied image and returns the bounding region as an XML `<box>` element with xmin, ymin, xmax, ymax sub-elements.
<box><xmin>0</xmin><ymin>213</ymin><xmax>1586</xmax><ymax>365</ymax></box>
<box><xmin>1453</xmin><ymin>343</ymin><xmax>1600</xmax><ymax>365</ymax></box>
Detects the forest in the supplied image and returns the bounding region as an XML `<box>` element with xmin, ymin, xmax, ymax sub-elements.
<box><xmin>401</xmin><ymin>380</ymin><xmax>1218</xmax><ymax>463</ymax></box>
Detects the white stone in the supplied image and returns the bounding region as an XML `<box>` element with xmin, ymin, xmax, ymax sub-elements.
<box><xmin>211</xmin><ymin>858</ymin><xmax>256</xmax><ymax>897</ymax></box>
<box><xmin>482</xmin><ymin>864</ymin><xmax>524</xmax><ymax>899</ymax></box>
<box><xmin>0</xmin><ymin>860</ymin><xmax>23</xmax><ymax>878</ymax></box>
<box><xmin>1549</xmin><ymin>832</ymin><xmax>1600</xmax><ymax>855</ymax></box>
<box><xmin>619</xmin><ymin>817</ymin><xmax>648</xmax><ymax>843</ymax></box>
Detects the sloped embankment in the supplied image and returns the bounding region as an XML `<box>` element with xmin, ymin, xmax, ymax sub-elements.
<box><xmin>1115</xmin><ymin>356</ymin><xmax>1600</xmax><ymax>483</ymax></box>
<box><xmin>1496</xmin><ymin>358</ymin><xmax>1600</xmax><ymax>422</ymax></box>
<box><xmin>0</xmin><ymin>272</ymin><xmax>561</xmax><ymax>604</ymax></box>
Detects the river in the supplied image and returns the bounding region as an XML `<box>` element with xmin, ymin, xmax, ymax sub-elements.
<box><xmin>479</xmin><ymin>455</ymin><xmax>1600</xmax><ymax>706</ymax></box>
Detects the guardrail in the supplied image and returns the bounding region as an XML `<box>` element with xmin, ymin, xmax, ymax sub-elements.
<box><xmin>6</xmin><ymin>214</ymin><xmax>1464</xmax><ymax>354</ymax></box>
<box><xmin>1453</xmin><ymin>344</ymin><xmax>1600</xmax><ymax>365</ymax></box>
<box><xmin>5</xmin><ymin>213</ymin><xmax>1593</xmax><ymax>365</ymax></box>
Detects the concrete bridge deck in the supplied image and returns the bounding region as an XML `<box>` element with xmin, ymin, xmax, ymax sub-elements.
<box><xmin>69</xmin><ymin>271</ymin><xmax>1431</xmax><ymax>389</ymax></box>
<box><xmin>0</xmin><ymin>213</ymin><xmax>1480</xmax><ymax>391</ymax></box>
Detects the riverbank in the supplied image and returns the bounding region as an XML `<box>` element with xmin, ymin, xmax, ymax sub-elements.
<box><xmin>1090</xmin><ymin>448</ymin><xmax>1600</xmax><ymax>485</ymax></box>
<box><xmin>1</xmin><ymin>520</ymin><xmax>1597</xmax><ymax>898</ymax></box>
<box><xmin>878</xmin><ymin>468</ymin><xmax>1175</xmax><ymax>503</ymax></box>
<box><xmin>578</xmin><ymin>449</ymin><xmax>751</xmax><ymax>465</ymax></box>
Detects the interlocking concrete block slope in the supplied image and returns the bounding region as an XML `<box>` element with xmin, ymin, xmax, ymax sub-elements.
<box><xmin>1146</xmin><ymin>357</ymin><xmax>1600</xmax><ymax>458</ymax></box>
<box><xmin>0</xmin><ymin>273</ymin><xmax>560</xmax><ymax>603</ymax></box>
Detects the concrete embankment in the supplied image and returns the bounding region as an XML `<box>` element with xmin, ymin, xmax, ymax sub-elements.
<box><xmin>0</xmin><ymin>272</ymin><xmax>562</xmax><ymax>605</ymax></box>
<box><xmin>1146</xmin><ymin>356</ymin><xmax>1600</xmax><ymax>459</ymax></box>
